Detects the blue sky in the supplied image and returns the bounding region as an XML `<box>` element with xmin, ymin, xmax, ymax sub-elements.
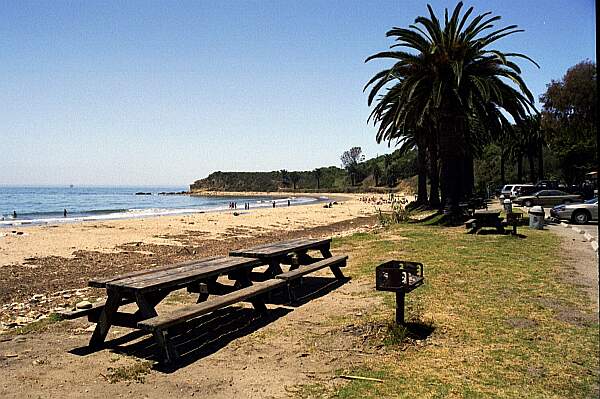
<box><xmin>0</xmin><ymin>0</ymin><xmax>595</xmax><ymax>186</ymax></box>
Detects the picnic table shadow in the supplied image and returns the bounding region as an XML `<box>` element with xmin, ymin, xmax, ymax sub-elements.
<box><xmin>475</xmin><ymin>229</ymin><xmax>527</xmax><ymax>238</ymax></box>
<box><xmin>70</xmin><ymin>275</ymin><xmax>349</xmax><ymax>372</ymax></box>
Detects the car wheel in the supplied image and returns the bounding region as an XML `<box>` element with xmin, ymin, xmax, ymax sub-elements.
<box><xmin>524</xmin><ymin>200</ymin><xmax>533</xmax><ymax>207</ymax></box>
<box><xmin>572</xmin><ymin>210</ymin><xmax>590</xmax><ymax>224</ymax></box>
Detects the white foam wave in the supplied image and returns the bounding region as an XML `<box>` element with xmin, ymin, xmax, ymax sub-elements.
<box><xmin>0</xmin><ymin>196</ymin><xmax>320</xmax><ymax>227</ymax></box>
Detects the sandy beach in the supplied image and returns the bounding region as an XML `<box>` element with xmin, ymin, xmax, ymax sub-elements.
<box><xmin>0</xmin><ymin>193</ymin><xmax>400</xmax><ymax>326</ymax></box>
<box><xmin>0</xmin><ymin>193</ymin><xmax>393</xmax><ymax>268</ymax></box>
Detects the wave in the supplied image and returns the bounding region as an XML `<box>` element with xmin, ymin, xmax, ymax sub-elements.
<box><xmin>0</xmin><ymin>196</ymin><xmax>321</xmax><ymax>227</ymax></box>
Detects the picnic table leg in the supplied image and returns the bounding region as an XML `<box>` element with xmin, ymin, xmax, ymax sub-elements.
<box><xmin>153</xmin><ymin>328</ymin><xmax>179</xmax><ymax>365</ymax></box>
<box><xmin>319</xmin><ymin>243</ymin><xmax>333</xmax><ymax>258</ymax></box>
<box><xmin>233</xmin><ymin>270</ymin><xmax>253</xmax><ymax>289</ymax></box>
<box><xmin>295</xmin><ymin>250</ymin><xmax>313</xmax><ymax>268</ymax></box>
<box><xmin>134</xmin><ymin>292</ymin><xmax>159</xmax><ymax>319</ymax></box>
<box><xmin>265</xmin><ymin>260</ymin><xmax>283</xmax><ymax>277</ymax></box>
<box><xmin>318</xmin><ymin>242</ymin><xmax>345</xmax><ymax>279</ymax></box>
<box><xmin>89</xmin><ymin>287</ymin><xmax>122</xmax><ymax>348</ymax></box>
<box><xmin>134</xmin><ymin>292</ymin><xmax>179</xmax><ymax>364</ymax></box>
<box><xmin>193</xmin><ymin>276</ymin><xmax>218</xmax><ymax>303</ymax></box>
<box><xmin>133</xmin><ymin>290</ymin><xmax>169</xmax><ymax>319</ymax></box>
<box><xmin>249</xmin><ymin>298</ymin><xmax>268</xmax><ymax>315</ymax></box>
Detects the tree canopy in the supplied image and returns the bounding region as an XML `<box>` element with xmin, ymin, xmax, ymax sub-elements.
<box><xmin>365</xmin><ymin>2</ymin><xmax>537</xmax><ymax>211</ymax></box>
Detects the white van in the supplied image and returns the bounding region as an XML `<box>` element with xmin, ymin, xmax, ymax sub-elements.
<box><xmin>500</xmin><ymin>185</ymin><xmax>514</xmax><ymax>197</ymax></box>
<box><xmin>510</xmin><ymin>184</ymin><xmax>534</xmax><ymax>198</ymax></box>
<box><xmin>500</xmin><ymin>184</ymin><xmax>534</xmax><ymax>199</ymax></box>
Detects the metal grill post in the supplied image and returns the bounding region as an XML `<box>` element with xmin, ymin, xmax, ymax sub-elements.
<box><xmin>395</xmin><ymin>292</ymin><xmax>405</xmax><ymax>325</ymax></box>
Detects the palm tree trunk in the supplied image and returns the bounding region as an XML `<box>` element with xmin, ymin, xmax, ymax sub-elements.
<box><xmin>517</xmin><ymin>154</ymin><xmax>523</xmax><ymax>183</ymax></box>
<box><xmin>463</xmin><ymin>151</ymin><xmax>474</xmax><ymax>199</ymax></box>
<box><xmin>428</xmin><ymin>147</ymin><xmax>440</xmax><ymax>208</ymax></box>
<box><xmin>537</xmin><ymin>143</ymin><xmax>544</xmax><ymax>181</ymax></box>
<box><xmin>500</xmin><ymin>148</ymin><xmax>506</xmax><ymax>185</ymax></box>
<box><xmin>439</xmin><ymin>116</ymin><xmax>466</xmax><ymax>212</ymax></box>
<box><xmin>416</xmin><ymin>145</ymin><xmax>428</xmax><ymax>205</ymax></box>
<box><xmin>528</xmin><ymin>153</ymin><xmax>535</xmax><ymax>183</ymax></box>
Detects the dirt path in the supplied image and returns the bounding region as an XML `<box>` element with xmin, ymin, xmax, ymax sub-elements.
<box><xmin>548</xmin><ymin>223</ymin><xmax>599</xmax><ymax>312</ymax></box>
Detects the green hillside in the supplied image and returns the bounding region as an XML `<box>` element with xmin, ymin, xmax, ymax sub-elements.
<box><xmin>189</xmin><ymin>148</ymin><xmax>417</xmax><ymax>192</ymax></box>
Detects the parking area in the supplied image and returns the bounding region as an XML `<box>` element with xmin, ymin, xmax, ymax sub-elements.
<box><xmin>500</xmin><ymin>199</ymin><xmax>599</xmax><ymax>243</ymax></box>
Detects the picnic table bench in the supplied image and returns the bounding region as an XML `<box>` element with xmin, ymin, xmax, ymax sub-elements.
<box><xmin>230</xmin><ymin>237</ymin><xmax>347</xmax><ymax>301</ymax></box>
<box><xmin>58</xmin><ymin>237</ymin><xmax>347</xmax><ymax>364</ymax></box>
<box><xmin>504</xmin><ymin>212</ymin><xmax>523</xmax><ymax>235</ymax></box>
<box><xmin>465</xmin><ymin>210</ymin><xmax>505</xmax><ymax>234</ymax></box>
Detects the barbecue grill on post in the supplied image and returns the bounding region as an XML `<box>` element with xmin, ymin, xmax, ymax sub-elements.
<box><xmin>375</xmin><ymin>260</ymin><xmax>424</xmax><ymax>324</ymax></box>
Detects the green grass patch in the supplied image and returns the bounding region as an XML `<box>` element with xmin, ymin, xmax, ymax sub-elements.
<box><xmin>105</xmin><ymin>360</ymin><xmax>152</xmax><ymax>383</ymax></box>
<box><xmin>322</xmin><ymin>223</ymin><xmax>599</xmax><ymax>398</ymax></box>
<box><xmin>9</xmin><ymin>313</ymin><xmax>62</xmax><ymax>335</ymax></box>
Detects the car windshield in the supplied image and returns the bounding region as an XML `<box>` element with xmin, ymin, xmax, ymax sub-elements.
<box><xmin>584</xmin><ymin>198</ymin><xmax>598</xmax><ymax>204</ymax></box>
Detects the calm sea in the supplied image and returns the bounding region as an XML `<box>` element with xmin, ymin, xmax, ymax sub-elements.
<box><xmin>0</xmin><ymin>186</ymin><xmax>318</xmax><ymax>227</ymax></box>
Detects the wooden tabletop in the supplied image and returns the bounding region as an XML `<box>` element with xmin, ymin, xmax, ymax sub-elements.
<box><xmin>474</xmin><ymin>210</ymin><xmax>500</xmax><ymax>216</ymax></box>
<box><xmin>89</xmin><ymin>256</ymin><xmax>262</xmax><ymax>293</ymax></box>
<box><xmin>229</xmin><ymin>237</ymin><xmax>331</xmax><ymax>259</ymax></box>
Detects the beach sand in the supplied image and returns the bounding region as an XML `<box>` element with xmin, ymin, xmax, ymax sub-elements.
<box><xmin>0</xmin><ymin>193</ymin><xmax>390</xmax><ymax>268</ymax></box>
<box><xmin>0</xmin><ymin>193</ymin><xmax>402</xmax><ymax>319</ymax></box>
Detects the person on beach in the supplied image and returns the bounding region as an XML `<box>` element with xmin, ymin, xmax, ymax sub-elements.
<box><xmin>272</xmin><ymin>201</ymin><xmax>276</xmax><ymax>208</ymax></box>
<box><xmin>63</xmin><ymin>209</ymin><xmax>67</xmax><ymax>217</ymax></box>
<box><xmin>287</xmin><ymin>199</ymin><xmax>290</xmax><ymax>206</ymax></box>
<box><xmin>13</xmin><ymin>210</ymin><xmax>17</xmax><ymax>219</ymax></box>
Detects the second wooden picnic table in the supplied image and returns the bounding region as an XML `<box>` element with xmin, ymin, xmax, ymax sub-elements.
<box><xmin>466</xmin><ymin>210</ymin><xmax>505</xmax><ymax>234</ymax></box>
<box><xmin>229</xmin><ymin>237</ymin><xmax>344</xmax><ymax>278</ymax></box>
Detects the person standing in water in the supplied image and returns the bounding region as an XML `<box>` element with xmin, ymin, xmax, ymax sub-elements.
<box><xmin>13</xmin><ymin>210</ymin><xmax>17</xmax><ymax>219</ymax></box>
<box><xmin>64</xmin><ymin>209</ymin><xmax>68</xmax><ymax>217</ymax></box>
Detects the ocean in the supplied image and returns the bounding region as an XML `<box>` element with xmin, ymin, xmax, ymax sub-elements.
<box><xmin>0</xmin><ymin>186</ymin><xmax>320</xmax><ymax>227</ymax></box>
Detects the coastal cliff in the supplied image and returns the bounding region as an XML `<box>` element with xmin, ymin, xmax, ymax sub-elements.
<box><xmin>189</xmin><ymin>168</ymin><xmax>346</xmax><ymax>192</ymax></box>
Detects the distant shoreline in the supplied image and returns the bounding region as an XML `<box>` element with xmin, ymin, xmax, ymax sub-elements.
<box><xmin>1</xmin><ymin>191</ymin><xmax>326</xmax><ymax>229</ymax></box>
<box><xmin>189</xmin><ymin>190</ymin><xmax>353</xmax><ymax>202</ymax></box>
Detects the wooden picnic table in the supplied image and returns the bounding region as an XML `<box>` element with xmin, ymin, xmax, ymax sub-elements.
<box><xmin>58</xmin><ymin>237</ymin><xmax>349</xmax><ymax>363</ymax></box>
<box><xmin>466</xmin><ymin>210</ymin><xmax>505</xmax><ymax>234</ymax></box>
<box><xmin>83</xmin><ymin>256</ymin><xmax>263</xmax><ymax>348</ymax></box>
<box><xmin>229</xmin><ymin>237</ymin><xmax>343</xmax><ymax>278</ymax></box>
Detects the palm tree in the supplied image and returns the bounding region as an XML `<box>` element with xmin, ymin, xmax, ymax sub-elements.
<box><xmin>313</xmin><ymin>168</ymin><xmax>323</xmax><ymax>189</ymax></box>
<box><xmin>518</xmin><ymin>115</ymin><xmax>544</xmax><ymax>183</ymax></box>
<box><xmin>280</xmin><ymin>169</ymin><xmax>290</xmax><ymax>188</ymax></box>
<box><xmin>372</xmin><ymin>163</ymin><xmax>382</xmax><ymax>186</ymax></box>
<box><xmin>365</xmin><ymin>2</ymin><xmax>537</xmax><ymax>212</ymax></box>
<box><xmin>289</xmin><ymin>172</ymin><xmax>300</xmax><ymax>190</ymax></box>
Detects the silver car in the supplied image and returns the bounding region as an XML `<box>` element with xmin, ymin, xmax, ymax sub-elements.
<box><xmin>550</xmin><ymin>198</ymin><xmax>598</xmax><ymax>224</ymax></box>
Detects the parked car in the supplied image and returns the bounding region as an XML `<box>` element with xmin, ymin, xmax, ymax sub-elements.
<box><xmin>514</xmin><ymin>190</ymin><xmax>582</xmax><ymax>207</ymax></box>
<box><xmin>499</xmin><ymin>184</ymin><xmax>514</xmax><ymax>198</ymax></box>
<box><xmin>500</xmin><ymin>184</ymin><xmax>534</xmax><ymax>199</ymax></box>
<box><xmin>550</xmin><ymin>198</ymin><xmax>598</xmax><ymax>224</ymax></box>
<box><xmin>515</xmin><ymin>185</ymin><xmax>538</xmax><ymax>197</ymax></box>
<box><xmin>535</xmin><ymin>179</ymin><xmax>561</xmax><ymax>190</ymax></box>
<box><xmin>511</xmin><ymin>184</ymin><xmax>535</xmax><ymax>198</ymax></box>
